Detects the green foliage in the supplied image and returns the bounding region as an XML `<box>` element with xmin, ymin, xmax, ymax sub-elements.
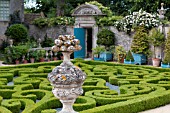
<box><xmin>125</xmin><ymin>50</ymin><xmax>134</xmax><ymax>61</ymax></box>
<box><xmin>33</xmin><ymin>17</ymin><xmax>75</xmax><ymax>28</ymax></box>
<box><xmin>5</xmin><ymin>45</ymin><xmax>29</xmax><ymax>62</ymax></box>
<box><xmin>86</xmin><ymin>1</ymin><xmax>112</xmax><ymax>17</ymax></box>
<box><xmin>92</xmin><ymin>46</ymin><xmax>105</xmax><ymax>58</ymax></box>
<box><xmin>37</xmin><ymin>50</ymin><xmax>46</xmax><ymax>58</ymax></box>
<box><xmin>96</xmin><ymin>16</ymin><xmax>123</xmax><ymax>26</ymax></box>
<box><xmin>163</xmin><ymin>30</ymin><xmax>170</xmax><ymax>64</ymax></box>
<box><xmin>5</xmin><ymin>24</ymin><xmax>28</xmax><ymax>44</ymax></box>
<box><xmin>131</xmin><ymin>26</ymin><xmax>150</xmax><ymax>55</ymax></box>
<box><xmin>29</xmin><ymin>50</ymin><xmax>38</xmax><ymax>59</ymax></box>
<box><xmin>32</xmin><ymin>18</ymin><xmax>48</xmax><ymax>28</ymax></box>
<box><xmin>149</xmin><ymin>28</ymin><xmax>165</xmax><ymax>47</ymax></box>
<box><xmin>149</xmin><ymin>28</ymin><xmax>165</xmax><ymax>58</ymax></box>
<box><xmin>114</xmin><ymin>46</ymin><xmax>126</xmax><ymax>62</ymax></box>
<box><xmin>97</xmin><ymin>29</ymin><xmax>115</xmax><ymax>50</ymax></box>
<box><xmin>41</xmin><ymin>34</ymin><xmax>54</xmax><ymax>47</ymax></box>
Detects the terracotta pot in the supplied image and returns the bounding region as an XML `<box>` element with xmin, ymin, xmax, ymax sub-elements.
<box><xmin>152</xmin><ymin>58</ymin><xmax>161</xmax><ymax>67</ymax></box>
<box><xmin>23</xmin><ymin>60</ymin><xmax>28</xmax><ymax>64</ymax></box>
<box><xmin>30</xmin><ymin>58</ymin><xmax>35</xmax><ymax>63</ymax></box>
<box><xmin>118</xmin><ymin>54</ymin><xmax>125</xmax><ymax>63</ymax></box>
<box><xmin>53</xmin><ymin>57</ymin><xmax>57</xmax><ymax>61</ymax></box>
<box><xmin>39</xmin><ymin>58</ymin><xmax>45</xmax><ymax>62</ymax></box>
<box><xmin>15</xmin><ymin>60</ymin><xmax>19</xmax><ymax>64</ymax></box>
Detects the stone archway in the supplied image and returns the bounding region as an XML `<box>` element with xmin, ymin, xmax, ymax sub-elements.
<box><xmin>72</xmin><ymin>3</ymin><xmax>106</xmax><ymax>58</ymax></box>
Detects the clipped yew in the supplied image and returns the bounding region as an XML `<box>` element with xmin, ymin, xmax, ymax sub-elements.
<box><xmin>163</xmin><ymin>30</ymin><xmax>170</xmax><ymax>64</ymax></box>
<box><xmin>131</xmin><ymin>26</ymin><xmax>149</xmax><ymax>55</ymax></box>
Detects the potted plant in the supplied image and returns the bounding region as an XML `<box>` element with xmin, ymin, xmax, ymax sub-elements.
<box><xmin>29</xmin><ymin>50</ymin><xmax>38</xmax><ymax>63</ymax></box>
<box><xmin>114</xmin><ymin>45</ymin><xmax>126</xmax><ymax>63</ymax></box>
<box><xmin>124</xmin><ymin>50</ymin><xmax>135</xmax><ymax>64</ymax></box>
<box><xmin>97</xmin><ymin>28</ymin><xmax>115</xmax><ymax>61</ymax></box>
<box><xmin>19</xmin><ymin>45</ymin><xmax>29</xmax><ymax>64</ymax></box>
<box><xmin>149</xmin><ymin>28</ymin><xmax>165</xmax><ymax>67</ymax></box>
<box><xmin>37</xmin><ymin>50</ymin><xmax>46</xmax><ymax>62</ymax></box>
<box><xmin>11</xmin><ymin>46</ymin><xmax>22</xmax><ymax>64</ymax></box>
<box><xmin>131</xmin><ymin>26</ymin><xmax>150</xmax><ymax>65</ymax></box>
<box><xmin>161</xmin><ymin>30</ymin><xmax>170</xmax><ymax>68</ymax></box>
<box><xmin>92</xmin><ymin>46</ymin><xmax>105</xmax><ymax>61</ymax></box>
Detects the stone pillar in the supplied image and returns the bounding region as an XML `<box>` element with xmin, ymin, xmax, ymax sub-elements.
<box><xmin>92</xmin><ymin>26</ymin><xmax>98</xmax><ymax>48</ymax></box>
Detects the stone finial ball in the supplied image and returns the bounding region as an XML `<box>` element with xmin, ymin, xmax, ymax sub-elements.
<box><xmin>52</xmin><ymin>35</ymin><xmax>82</xmax><ymax>52</ymax></box>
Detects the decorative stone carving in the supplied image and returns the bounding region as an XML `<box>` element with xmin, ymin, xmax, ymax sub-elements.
<box><xmin>72</xmin><ymin>4</ymin><xmax>105</xmax><ymax>16</ymax></box>
<box><xmin>48</xmin><ymin>35</ymin><xmax>86</xmax><ymax>113</ymax></box>
<box><xmin>78</xmin><ymin>8</ymin><xmax>97</xmax><ymax>15</ymax></box>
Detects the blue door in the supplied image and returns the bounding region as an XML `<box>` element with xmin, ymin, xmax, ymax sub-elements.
<box><xmin>74</xmin><ymin>28</ymin><xmax>86</xmax><ymax>58</ymax></box>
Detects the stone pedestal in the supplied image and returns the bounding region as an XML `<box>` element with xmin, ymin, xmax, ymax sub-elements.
<box><xmin>48</xmin><ymin>35</ymin><xmax>86</xmax><ymax>113</ymax></box>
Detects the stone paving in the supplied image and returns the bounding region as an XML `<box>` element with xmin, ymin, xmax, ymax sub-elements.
<box><xmin>140</xmin><ymin>104</ymin><xmax>170</xmax><ymax>113</ymax></box>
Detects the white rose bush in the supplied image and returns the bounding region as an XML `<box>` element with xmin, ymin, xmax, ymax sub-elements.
<box><xmin>114</xmin><ymin>9</ymin><xmax>160</xmax><ymax>34</ymax></box>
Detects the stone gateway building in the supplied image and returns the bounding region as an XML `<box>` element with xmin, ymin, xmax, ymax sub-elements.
<box><xmin>72</xmin><ymin>3</ymin><xmax>106</xmax><ymax>58</ymax></box>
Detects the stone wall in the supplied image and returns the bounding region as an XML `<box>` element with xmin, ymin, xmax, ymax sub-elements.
<box><xmin>24</xmin><ymin>13</ymin><xmax>41</xmax><ymax>25</ymax></box>
<box><xmin>98</xmin><ymin>26</ymin><xmax>133</xmax><ymax>51</ymax></box>
<box><xmin>0</xmin><ymin>22</ymin><xmax>8</xmax><ymax>48</ymax></box>
<box><xmin>28</xmin><ymin>25</ymin><xmax>74</xmax><ymax>41</ymax></box>
<box><xmin>28</xmin><ymin>25</ymin><xmax>133</xmax><ymax>51</ymax></box>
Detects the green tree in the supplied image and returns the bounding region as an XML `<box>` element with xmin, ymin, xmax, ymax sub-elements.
<box><xmin>131</xmin><ymin>26</ymin><xmax>150</xmax><ymax>55</ymax></box>
<box><xmin>125</xmin><ymin>50</ymin><xmax>134</xmax><ymax>61</ymax></box>
<box><xmin>163</xmin><ymin>30</ymin><xmax>170</xmax><ymax>64</ymax></box>
<box><xmin>5</xmin><ymin>24</ymin><xmax>28</xmax><ymax>45</ymax></box>
<box><xmin>97</xmin><ymin>28</ymin><xmax>115</xmax><ymax>50</ymax></box>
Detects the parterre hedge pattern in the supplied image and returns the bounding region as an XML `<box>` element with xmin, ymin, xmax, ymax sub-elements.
<box><xmin>0</xmin><ymin>60</ymin><xmax>170</xmax><ymax>113</ymax></box>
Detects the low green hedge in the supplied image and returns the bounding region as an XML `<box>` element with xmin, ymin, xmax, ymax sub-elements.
<box><xmin>0</xmin><ymin>89</ymin><xmax>16</xmax><ymax>99</ymax></box>
<box><xmin>0</xmin><ymin>73</ymin><xmax>14</xmax><ymax>82</ymax></box>
<box><xmin>74</xmin><ymin>96</ymin><xmax>96</xmax><ymax>111</ymax></box>
<box><xmin>1</xmin><ymin>99</ymin><xmax>21</xmax><ymax>113</ymax></box>
<box><xmin>0</xmin><ymin>78</ymin><xmax>8</xmax><ymax>85</ymax></box>
<box><xmin>41</xmin><ymin>109</ymin><xmax>57</xmax><ymax>113</ymax></box>
<box><xmin>14</xmin><ymin>77</ymin><xmax>42</xmax><ymax>89</ymax></box>
<box><xmin>0</xmin><ymin>106</ymin><xmax>12</xmax><ymax>113</ymax></box>
<box><xmin>1</xmin><ymin>60</ymin><xmax>170</xmax><ymax>113</ymax></box>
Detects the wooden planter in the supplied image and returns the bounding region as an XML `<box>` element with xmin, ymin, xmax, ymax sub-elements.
<box><xmin>132</xmin><ymin>53</ymin><xmax>146</xmax><ymax>65</ymax></box>
<box><xmin>124</xmin><ymin>59</ymin><xmax>135</xmax><ymax>64</ymax></box>
<box><xmin>93</xmin><ymin>57</ymin><xmax>104</xmax><ymax>61</ymax></box>
<box><xmin>161</xmin><ymin>62</ymin><xmax>170</xmax><ymax>68</ymax></box>
<box><xmin>99</xmin><ymin>52</ymin><xmax>113</xmax><ymax>62</ymax></box>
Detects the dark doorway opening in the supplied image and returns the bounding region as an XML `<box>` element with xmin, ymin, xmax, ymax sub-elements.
<box><xmin>86</xmin><ymin>28</ymin><xmax>92</xmax><ymax>58</ymax></box>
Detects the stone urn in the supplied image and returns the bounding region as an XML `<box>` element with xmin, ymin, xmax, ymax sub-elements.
<box><xmin>48</xmin><ymin>35</ymin><xmax>86</xmax><ymax>113</ymax></box>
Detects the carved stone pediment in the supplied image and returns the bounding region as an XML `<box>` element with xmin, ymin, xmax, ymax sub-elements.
<box><xmin>72</xmin><ymin>4</ymin><xmax>105</xmax><ymax>16</ymax></box>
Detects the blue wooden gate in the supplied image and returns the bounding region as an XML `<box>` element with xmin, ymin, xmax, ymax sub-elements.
<box><xmin>74</xmin><ymin>28</ymin><xmax>86</xmax><ymax>58</ymax></box>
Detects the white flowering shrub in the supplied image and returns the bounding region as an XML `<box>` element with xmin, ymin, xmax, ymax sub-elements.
<box><xmin>114</xmin><ymin>9</ymin><xmax>160</xmax><ymax>33</ymax></box>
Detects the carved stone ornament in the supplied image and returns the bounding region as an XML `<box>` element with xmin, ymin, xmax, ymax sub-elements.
<box><xmin>72</xmin><ymin>3</ymin><xmax>105</xmax><ymax>16</ymax></box>
<box><xmin>48</xmin><ymin>35</ymin><xmax>86</xmax><ymax>113</ymax></box>
<box><xmin>78</xmin><ymin>8</ymin><xmax>97</xmax><ymax>15</ymax></box>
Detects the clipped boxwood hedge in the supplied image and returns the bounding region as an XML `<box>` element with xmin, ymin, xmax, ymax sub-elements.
<box><xmin>0</xmin><ymin>60</ymin><xmax>170</xmax><ymax>113</ymax></box>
